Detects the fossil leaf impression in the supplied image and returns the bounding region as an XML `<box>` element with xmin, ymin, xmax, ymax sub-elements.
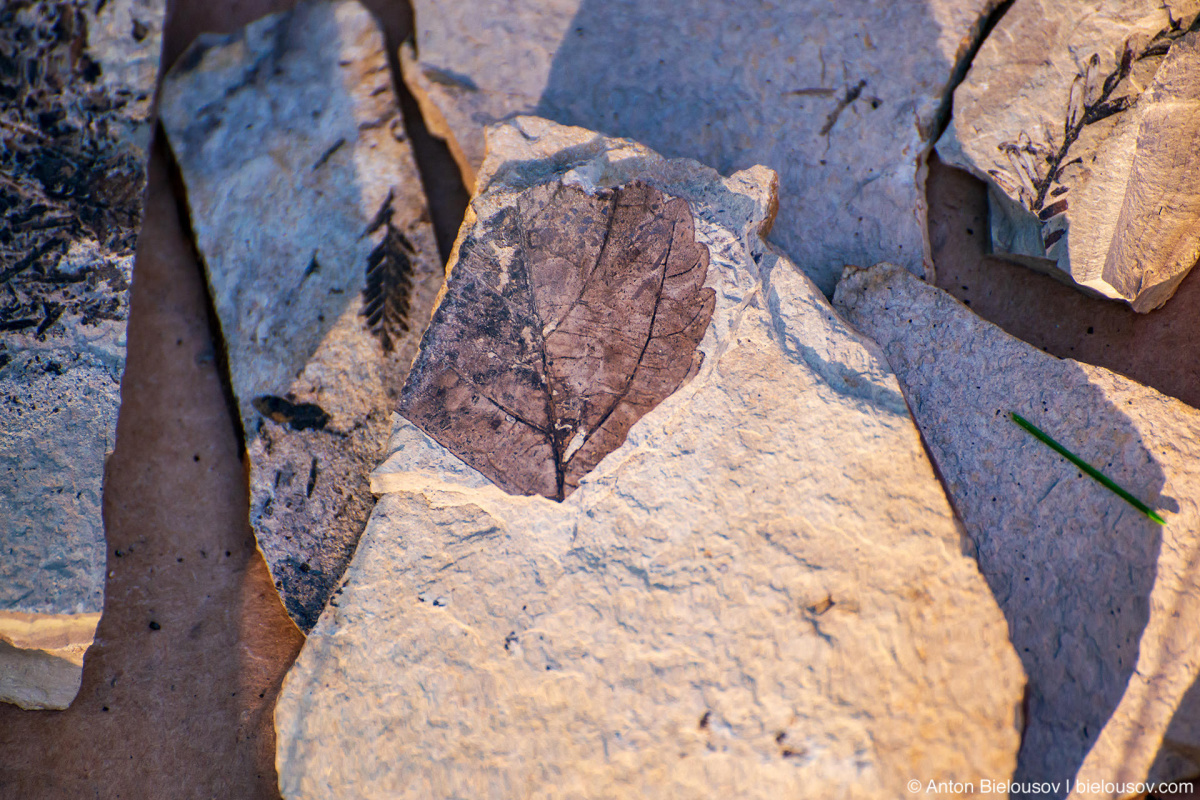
<box><xmin>398</xmin><ymin>180</ymin><xmax>715</xmax><ymax>500</ymax></box>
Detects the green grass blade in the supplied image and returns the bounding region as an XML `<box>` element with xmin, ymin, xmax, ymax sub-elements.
<box><xmin>1010</xmin><ymin>411</ymin><xmax>1165</xmax><ymax>526</ymax></box>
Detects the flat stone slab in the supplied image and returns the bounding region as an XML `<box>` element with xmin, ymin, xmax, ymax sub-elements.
<box><xmin>160</xmin><ymin>0</ymin><xmax>443</xmax><ymax>631</ymax></box>
<box><xmin>0</xmin><ymin>0</ymin><xmax>163</xmax><ymax>709</ymax></box>
<box><xmin>938</xmin><ymin>1</ymin><xmax>1200</xmax><ymax>311</ymax></box>
<box><xmin>402</xmin><ymin>0</ymin><xmax>1001</xmax><ymax>295</ymax></box>
<box><xmin>274</xmin><ymin>117</ymin><xmax>1024</xmax><ymax>799</ymax></box>
<box><xmin>835</xmin><ymin>262</ymin><xmax>1200</xmax><ymax>797</ymax></box>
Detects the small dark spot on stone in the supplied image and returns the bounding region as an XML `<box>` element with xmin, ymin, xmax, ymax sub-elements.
<box><xmin>193</xmin><ymin>454</ymin><xmax>200</xmax><ymax>462</ymax></box>
<box><xmin>252</xmin><ymin>395</ymin><xmax>330</xmax><ymax>431</ymax></box>
<box><xmin>1087</xmin><ymin>326</ymin><xmax>1094</xmax><ymax>334</ymax></box>
<box><xmin>807</xmin><ymin>595</ymin><xmax>834</xmax><ymax>615</ymax></box>
<box><xmin>102</xmin><ymin>706</ymin><xmax>109</xmax><ymax>712</ymax></box>
<box><xmin>148</xmin><ymin>621</ymin><xmax>160</xmax><ymax>631</ymax></box>
<box><xmin>79</xmin><ymin>56</ymin><xmax>102</xmax><ymax>82</ymax></box>
<box><xmin>131</xmin><ymin>18</ymin><xmax>148</xmax><ymax>41</ymax></box>
<box><xmin>775</xmin><ymin>731</ymin><xmax>786</xmax><ymax>744</ymax></box>
<box><xmin>299</xmin><ymin>563</ymin><xmax>310</xmax><ymax>573</ymax></box>
<box><xmin>699</xmin><ymin>711</ymin><xmax>711</xmax><ymax>729</ymax></box>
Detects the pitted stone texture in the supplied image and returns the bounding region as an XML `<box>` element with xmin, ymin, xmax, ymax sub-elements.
<box><xmin>275</xmin><ymin>118</ymin><xmax>1024</xmax><ymax>800</ymax></box>
<box><xmin>160</xmin><ymin>0</ymin><xmax>442</xmax><ymax>632</ymax></box>
<box><xmin>835</xmin><ymin>263</ymin><xmax>1200</xmax><ymax>797</ymax></box>
<box><xmin>402</xmin><ymin>0</ymin><xmax>1001</xmax><ymax>295</ymax></box>
<box><xmin>0</xmin><ymin>0</ymin><xmax>163</xmax><ymax>709</ymax></box>
<box><xmin>938</xmin><ymin>1</ymin><xmax>1200</xmax><ymax>311</ymax></box>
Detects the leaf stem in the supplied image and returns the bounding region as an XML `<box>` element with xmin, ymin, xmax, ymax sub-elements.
<box><xmin>1010</xmin><ymin>411</ymin><xmax>1165</xmax><ymax>525</ymax></box>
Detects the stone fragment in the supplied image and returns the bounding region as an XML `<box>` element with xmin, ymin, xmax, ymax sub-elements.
<box><xmin>834</xmin><ymin>262</ymin><xmax>1200</xmax><ymax>797</ymax></box>
<box><xmin>160</xmin><ymin>0</ymin><xmax>442</xmax><ymax>632</ymax></box>
<box><xmin>401</xmin><ymin>0</ymin><xmax>1002</xmax><ymax>295</ymax></box>
<box><xmin>274</xmin><ymin>117</ymin><xmax>1024</xmax><ymax>799</ymax></box>
<box><xmin>0</xmin><ymin>0</ymin><xmax>164</xmax><ymax>710</ymax></box>
<box><xmin>938</xmin><ymin>1</ymin><xmax>1200</xmax><ymax>312</ymax></box>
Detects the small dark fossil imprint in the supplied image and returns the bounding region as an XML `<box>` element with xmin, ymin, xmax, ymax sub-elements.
<box><xmin>252</xmin><ymin>395</ymin><xmax>331</xmax><ymax>431</ymax></box>
<box><xmin>360</xmin><ymin>190</ymin><xmax>416</xmax><ymax>354</ymax></box>
<box><xmin>398</xmin><ymin>180</ymin><xmax>715</xmax><ymax>501</ymax></box>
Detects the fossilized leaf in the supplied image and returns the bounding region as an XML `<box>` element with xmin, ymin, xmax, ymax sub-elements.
<box><xmin>398</xmin><ymin>180</ymin><xmax>715</xmax><ymax>500</ymax></box>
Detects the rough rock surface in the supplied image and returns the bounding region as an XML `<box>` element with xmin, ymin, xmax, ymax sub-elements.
<box><xmin>0</xmin><ymin>0</ymin><xmax>163</xmax><ymax>709</ymax></box>
<box><xmin>274</xmin><ymin>118</ymin><xmax>1024</xmax><ymax>799</ymax></box>
<box><xmin>835</xmin><ymin>263</ymin><xmax>1200</xmax><ymax>797</ymax></box>
<box><xmin>402</xmin><ymin>0</ymin><xmax>1001</xmax><ymax>295</ymax></box>
<box><xmin>938</xmin><ymin>1</ymin><xmax>1200</xmax><ymax>312</ymax></box>
<box><xmin>160</xmin><ymin>0</ymin><xmax>442</xmax><ymax>632</ymax></box>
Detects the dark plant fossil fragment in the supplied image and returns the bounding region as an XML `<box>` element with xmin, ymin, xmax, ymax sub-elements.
<box><xmin>399</xmin><ymin>180</ymin><xmax>715</xmax><ymax>501</ymax></box>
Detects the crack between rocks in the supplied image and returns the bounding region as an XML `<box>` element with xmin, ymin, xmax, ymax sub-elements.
<box><xmin>926</xmin><ymin>0</ymin><xmax>1016</xmax><ymax>146</ymax></box>
<box><xmin>371</xmin><ymin>6</ymin><xmax>469</xmax><ymax>264</ymax></box>
<box><xmin>158</xmin><ymin>123</ymin><xmax>248</xmax><ymax>462</ymax></box>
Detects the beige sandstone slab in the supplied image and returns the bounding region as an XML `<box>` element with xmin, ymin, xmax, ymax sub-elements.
<box><xmin>835</xmin><ymin>262</ymin><xmax>1200</xmax><ymax>797</ymax></box>
<box><xmin>401</xmin><ymin>0</ymin><xmax>1002</xmax><ymax>296</ymax></box>
<box><xmin>939</xmin><ymin>1</ymin><xmax>1200</xmax><ymax>311</ymax></box>
<box><xmin>160</xmin><ymin>0</ymin><xmax>443</xmax><ymax>631</ymax></box>
<box><xmin>274</xmin><ymin>118</ymin><xmax>1024</xmax><ymax>800</ymax></box>
<box><xmin>0</xmin><ymin>0</ymin><xmax>163</xmax><ymax>709</ymax></box>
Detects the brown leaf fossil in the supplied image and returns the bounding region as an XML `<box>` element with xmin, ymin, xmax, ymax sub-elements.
<box><xmin>398</xmin><ymin>180</ymin><xmax>715</xmax><ymax>500</ymax></box>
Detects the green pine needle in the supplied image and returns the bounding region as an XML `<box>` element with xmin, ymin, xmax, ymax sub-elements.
<box><xmin>1010</xmin><ymin>411</ymin><xmax>1165</xmax><ymax>526</ymax></box>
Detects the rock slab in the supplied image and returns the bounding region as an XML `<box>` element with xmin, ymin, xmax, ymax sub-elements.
<box><xmin>0</xmin><ymin>0</ymin><xmax>163</xmax><ymax>709</ymax></box>
<box><xmin>160</xmin><ymin>0</ymin><xmax>442</xmax><ymax>631</ymax></box>
<box><xmin>402</xmin><ymin>0</ymin><xmax>1002</xmax><ymax>295</ymax></box>
<box><xmin>274</xmin><ymin>117</ymin><xmax>1024</xmax><ymax>799</ymax></box>
<box><xmin>939</xmin><ymin>1</ymin><xmax>1200</xmax><ymax>311</ymax></box>
<box><xmin>835</xmin><ymin>263</ymin><xmax>1200</xmax><ymax>797</ymax></box>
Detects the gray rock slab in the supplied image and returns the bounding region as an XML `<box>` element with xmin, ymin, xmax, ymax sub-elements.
<box><xmin>834</xmin><ymin>262</ymin><xmax>1200</xmax><ymax>797</ymax></box>
<box><xmin>0</xmin><ymin>0</ymin><xmax>163</xmax><ymax>709</ymax></box>
<box><xmin>160</xmin><ymin>0</ymin><xmax>443</xmax><ymax>632</ymax></box>
<box><xmin>274</xmin><ymin>117</ymin><xmax>1024</xmax><ymax>799</ymax></box>
<box><xmin>938</xmin><ymin>1</ymin><xmax>1200</xmax><ymax>312</ymax></box>
<box><xmin>401</xmin><ymin>0</ymin><xmax>1002</xmax><ymax>296</ymax></box>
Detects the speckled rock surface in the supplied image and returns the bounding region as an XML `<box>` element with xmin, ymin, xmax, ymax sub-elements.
<box><xmin>835</xmin><ymin>263</ymin><xmax>1200</xmax><ymax>798</ymax></box>
<box><xmin>938</xmin><ymin>1</ymin><xmax>1200</xmax><ymax>311</ymax></box>
<box><xmin>160</xmin><ymin>0</ymin><xmax>442</xmax><ymax>632</ymax></box>
<box><xmin>0</xmin><ymin>0</ymin><xmax>163</xmax><ymax>710</ymax></box>
<box><xmin>274</xmin><ymin>118</ymin><xmax>1024</xmax><ymax>799</ymax></box>
<box><xmin>401</xmin><ymin>0</ymin><xmax>1001</xmax><ymax>296</ymax></box>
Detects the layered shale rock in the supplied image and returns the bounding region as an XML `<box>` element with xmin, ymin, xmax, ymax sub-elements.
<box><xmin>160</xmin><ymin>0</ymin><xmax>442</xmax><ymax>632</ymax></box>
<box><xmin>939</xmin><ymin>1</ymin><xmax>1200</xmax><ymax>312</ymax></box>
<box><xmin>0</xmin><ymin>0</ymin><xmax>163</xmax><ymax>709</ymax></box>
<box><xmin>274</xmin><ymin>118</ymin><xmax>1024</xmax><ymax>799</ymax></box>
<box><xmin>401</xmin><ymin>0</ymin><xmax>1002</xmax><ymax>295</ymax></box>
<box><xmin>835</xmin><ymin>263</ymin><xmax>1200</xmax><ymax>797</ymax></box>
